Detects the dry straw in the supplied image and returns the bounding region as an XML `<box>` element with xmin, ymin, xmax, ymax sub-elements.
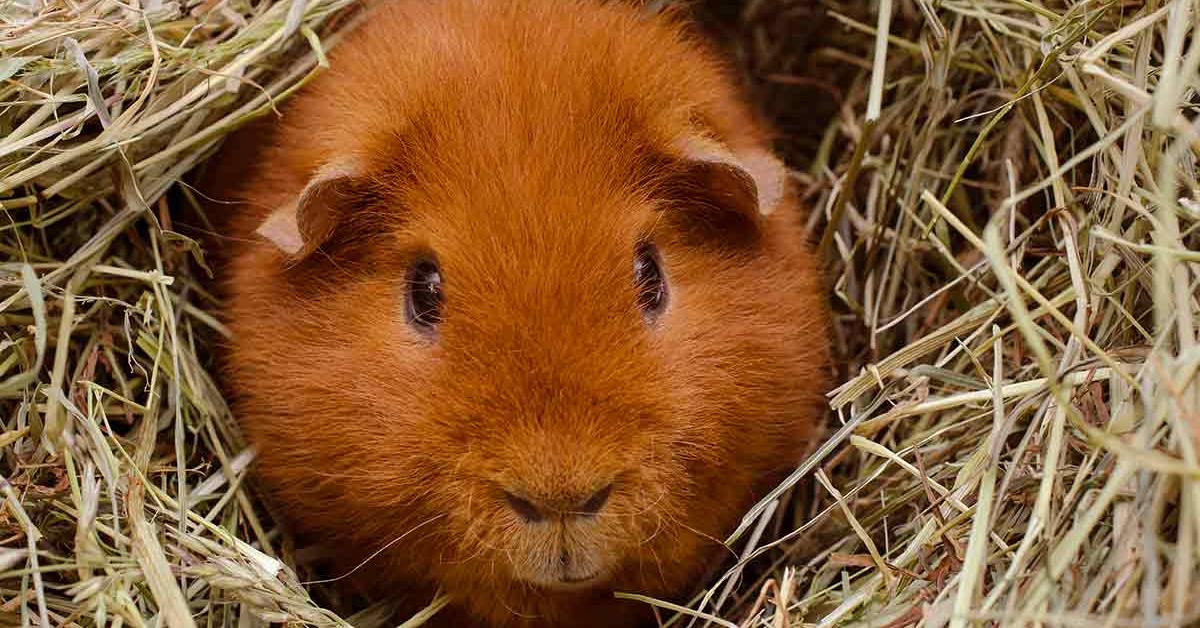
<box><xmin>1</xmin><ymin>0</ymin><xmax>1197</xmax><ymax>626</ymax></box>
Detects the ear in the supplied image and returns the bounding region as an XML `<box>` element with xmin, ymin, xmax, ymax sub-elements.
<box><xmin>255</xmin><ymin>158</ymin><xmax>363</xmax><ymax>260</ymax></box>
<box><xmin>672</xmin><ymin>135</ymin><xmax>788</xmax><ymax>219</ymax></box>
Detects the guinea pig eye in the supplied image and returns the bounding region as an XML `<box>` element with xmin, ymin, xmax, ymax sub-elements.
<box><xmin>405</xmin><ymin>259</ymin><xmax>444</xmax><ymax>332</ymax></box>
<box><xmin>633</xmin><ymin>243</ymin><xmax>667</xmax><ymax>320</ymax></box>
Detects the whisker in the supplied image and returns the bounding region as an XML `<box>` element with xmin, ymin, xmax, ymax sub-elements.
<box><xmin>301</xmin><ymin>513</ymin><xmax>445</xmax><ymax>585</ymax></box>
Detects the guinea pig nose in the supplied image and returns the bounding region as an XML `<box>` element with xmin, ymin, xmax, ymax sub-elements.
<box><xmin>574</xmin><ymin>483</ymin><xmax>613</xmax><ymax>517</ymax></box>
<box><xmin>502</xmin><ymin>491</ymin><xmax>546</xmax><ymax>523</ymax></box>
<box><xmin>501</xmin><ymin>483</ymin><xmax>615</xmax><ymax>522</ymax></box>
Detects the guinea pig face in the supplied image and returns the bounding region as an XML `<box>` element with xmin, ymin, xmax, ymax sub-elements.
<box><xmin>242</xmin><ymin>124</ymin><xmax>824</xmax><ymax>602</ymax></box>
<box><xmin>404</xmin><ymin>205</ymin><xmax>682</xmax><ymax>591</ymax></box>
<box><xmin>439</xmin><ymin>244</ymin><xmax>677</xmax><ymax>590</ymax></box>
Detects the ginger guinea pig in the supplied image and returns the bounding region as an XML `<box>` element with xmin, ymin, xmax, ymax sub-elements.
<box><xmin>217</xmin><ymin>0</ymin><xmax>830</xmax><ymax>625</ymax></box>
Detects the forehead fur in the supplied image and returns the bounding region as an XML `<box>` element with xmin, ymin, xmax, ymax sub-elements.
<box><xmin>270</xmin><ymin>0</ymin><xmax>765</xmax><ymax>191</ymax></box>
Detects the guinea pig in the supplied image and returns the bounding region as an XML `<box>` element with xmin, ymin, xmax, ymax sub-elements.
<box><xmin>214</xmin><ymin>0</ymin><xmax>830</xmax><ymax>626</ymax></box>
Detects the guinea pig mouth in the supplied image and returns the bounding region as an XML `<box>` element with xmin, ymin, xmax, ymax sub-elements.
<box><xmin>561</xmin><ymin>573</ymin><xmax>596</xmax><ymax>584</ymax></box>
<box><xmin>509</xmin><ymin>553</ymin><xmax>613</xmax><ymax>591</ymax></box>
<box><xmin>554</xmin><ymin>574</ymin><xmax>603</xmax><ymax>591</ymax></box>
<box><xmin>527</xmin><ymin>569</ymin><xmax>606</xmax><ymax>591</ymax></box>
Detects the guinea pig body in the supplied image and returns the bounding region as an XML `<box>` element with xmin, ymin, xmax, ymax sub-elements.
<box><xmin>217</xmin><ymin>0</ymin><xmax>830</xmax><ymax>626</ymax></box>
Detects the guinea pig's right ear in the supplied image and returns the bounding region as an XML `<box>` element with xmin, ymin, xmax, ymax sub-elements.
<box><xmin>255</xmin><ymin>158</ymin><xmax>363</xmax><ymax>261</ymax></box>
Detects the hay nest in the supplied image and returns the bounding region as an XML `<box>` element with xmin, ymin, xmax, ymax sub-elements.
<box><xmin>1</xmin><ymin>0</ymin><xmax>1197</xmax><ymax>626</ymax></box>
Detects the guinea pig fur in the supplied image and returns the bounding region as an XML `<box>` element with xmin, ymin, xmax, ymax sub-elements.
<box><xmin>214</xmin><ymin>0</ymin><xmax>831</xmax><ymax>625</ymax></box>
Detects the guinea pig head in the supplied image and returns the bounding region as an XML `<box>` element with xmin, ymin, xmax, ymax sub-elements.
<box><xmin>223</xmin><ymin>2</ymin><xmax>829</xmax><ymax>622</ymax></box>
<box><xmin>243</xmin><ymin>133</ymin><xmax>807</xmax><ymax>583</ymax></box>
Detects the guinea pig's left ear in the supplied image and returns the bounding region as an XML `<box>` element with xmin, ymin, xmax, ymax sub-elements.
<box><xmin>672</xmin><ymin>135</ymin><xmax>787</xmax><ymax>220</ymax></box>
<box><xmin>255</xmin><ymin>158</ymin><xmax>362</xmax><ymax>260</ymax></box>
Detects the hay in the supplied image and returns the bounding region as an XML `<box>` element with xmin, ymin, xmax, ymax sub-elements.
<box><xmin>1</xmin><ymin>0</ymin><xmax>1197</xmax><ymax>626</ymax></box>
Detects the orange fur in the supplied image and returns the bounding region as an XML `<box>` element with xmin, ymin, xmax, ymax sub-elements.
<box><xmin>213</xmin><ymin>1</ymin><xmax>830</xmax><ymax>625</ymax></box>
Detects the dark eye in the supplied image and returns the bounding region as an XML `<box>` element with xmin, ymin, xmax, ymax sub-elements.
<box><xmin>406</xmin><ymin>259</ymin><xmax>444</xmax><ymax>332</ymax></box>
<box><xmin>634</xmin><ymin>243</ymin><xmax>667</xmax><ymax>320</ymax></box>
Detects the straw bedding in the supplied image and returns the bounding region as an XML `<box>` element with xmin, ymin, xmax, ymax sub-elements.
<box><xmin>1</xmin><ymin>0</ymin><xmax>1197</xmax><ymax>625</ymax></box>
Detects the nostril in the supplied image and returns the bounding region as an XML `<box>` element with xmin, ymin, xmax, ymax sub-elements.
<box><xmin>576</xmin><ymin>483</ymin><xmax>613</xmax><ymax>516</ymax></box>
<box><xmin>503</xmin><ymin>491</ymin><xmax>545</xmax><ymax>523</ymax></box>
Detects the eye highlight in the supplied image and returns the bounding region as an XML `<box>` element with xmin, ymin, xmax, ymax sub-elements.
<box><xmin>405</xmin><ymin>259</ymin><xmax>444</xmax><ymax>333</ymax></box>
<box><xmin>634</xmin><ymin>243</ymin><xmax>667</xmax><ymax>321</ymax></box>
